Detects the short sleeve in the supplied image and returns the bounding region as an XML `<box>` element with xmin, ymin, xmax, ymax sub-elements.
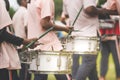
<box><xmin>23</xmin><ymin>11</ymin><xmax>28</xmax><ymax>27</ymax></box>
<box><xmin>0</xmin><ymin>0</ymin><xmax>12</xmax><ymax>30</ymax></box>
<box><xmin>62</xmin><ymin>0</ymin><xmax>69</xmax><ymax>15</ymax></box>
<box><xmin>83</xmin><ymin>0</ymin><xmax>96</xmax><ymax>9</ymax></box>
<box><xmin>35</xmin><ymin>0</ymin><xmax>53</xmax><ymax>19</ymax></box>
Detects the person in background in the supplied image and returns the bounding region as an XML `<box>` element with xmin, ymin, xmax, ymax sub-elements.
<box><xmin>0</xmin><ymin>0</ymin><xmax>38</xmax><ymax>80</ymax></box>
<box><xmin>12</xmin><ymin>0</ymin><xmax>31</xmax><ymax>80</ymax></box>
<box><xmin>27</xmin><ymin>0</ymin><xmax>73</xmax><ymax>80</ymax></box>
<box><xmin>98</xmin><ymin>0</ymin><xmax>120</xmax><ymax>80</ymax></box>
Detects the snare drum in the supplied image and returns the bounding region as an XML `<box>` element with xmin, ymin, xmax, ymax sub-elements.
<box><xmin>29</xmin><ymin>50</ymin><xmax>72</xmax><ymax>74</ymax></box>
<box><xmin>99</xmin><ymin>19</ymin><xmax>115</xmax><ymax>29</ymax></box>
<box><xmin>100</xmin><ymin>20</ymin><xmax>120</xmax><ymax>36</ymax></box>
<box><xmin>63</xmin><ymin>36</ymin><xmax>98</xmax><ymax>54</ymax></box>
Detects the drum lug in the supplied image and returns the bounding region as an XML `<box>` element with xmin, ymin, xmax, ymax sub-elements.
<box><xmin>36</xmin><ymin>52</ymin><xmax>40</xmax><ymax>70</ymax></box>
<box><xmin>57</xmin><ymin>55</ymin><xmax>61</xmax><ymax>69</ymax></box>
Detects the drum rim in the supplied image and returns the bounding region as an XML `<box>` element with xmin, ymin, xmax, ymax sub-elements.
<box><xmin>28</xmin><ymin>70</ymin><xmax>71</xmax><ymax>74</ymax></box>
<box><xmin>68</xmin><ymin>36</ymin><xmax>98</xmax><ymax>40</ymax></box>
<box><xmin>26</xmin><ymin>50</ymin><xmax>74</xmax><ymax>53</ymax></box>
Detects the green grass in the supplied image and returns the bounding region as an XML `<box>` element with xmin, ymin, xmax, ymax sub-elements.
<box><xmin>97</xmin><ymin>52</ymin><xmax>116</xmax><ymax>80</ymax></box>
<box><xmin>31</xmin><ymin>52</ymin><xmax>116</xmax><ymax>80</ymax></box>
<box><xmin>31</xmin><ymin>74</ymin><xmax>56</xmax><ymax>80</ymax></box>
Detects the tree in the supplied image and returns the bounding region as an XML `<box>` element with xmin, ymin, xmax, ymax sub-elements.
<box><xmin>97</xmin><ymin>0</ymin><xmax>107</xmax><ymax>7</ymax></box>
<box><xmin>54</xmin><ymin>0</ymin><xmax>63</xmax><ymax>19</ymax></box>
<box><xmin>9</xmin><ymin>7</ymin><xmax>16</xmax><ymax>18</ymax></box>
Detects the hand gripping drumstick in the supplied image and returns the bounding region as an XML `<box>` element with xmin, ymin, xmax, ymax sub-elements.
<box><xmin>67</xmin><ymin>6</ymin><xmax>83</xmax><ymax>38</ymax></box>
<box><xmin>24</xmin><ymin>27</ymin><xmax>54</xmax><ymax>49</ymax></box>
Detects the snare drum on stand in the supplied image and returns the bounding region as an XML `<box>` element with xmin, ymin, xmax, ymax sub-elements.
<box><xmin>28</xmin><ymin>50</ymin><xmax>73</xmax><ymax>74</ymax></box>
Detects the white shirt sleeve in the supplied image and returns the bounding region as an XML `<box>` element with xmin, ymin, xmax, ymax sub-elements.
<box><xmin>0</xmin><ymin>0</ymin><xmax>12</xmax><ymax>29</ymax></box>
<box><xmin>83</xmin><ymin>0</ymin><xmax>96</xmax><ymax>9</ymax></box>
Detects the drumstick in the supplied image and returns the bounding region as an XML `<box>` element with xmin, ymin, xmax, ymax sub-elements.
<box><xmin>67</xmin><ymin>5</ymin><xmax>83</xmax><ymax>38</ymax></box>
<box><xmin>25</xmin><ymin>27</ymin><xmax>54</xmax><ymax>49</ymax></box>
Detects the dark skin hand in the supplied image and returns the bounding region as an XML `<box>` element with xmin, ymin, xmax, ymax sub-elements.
<box><xmin>22</xmin><ymin>38</ymin><xmax>40</xmax><ymax>49</ymax></box>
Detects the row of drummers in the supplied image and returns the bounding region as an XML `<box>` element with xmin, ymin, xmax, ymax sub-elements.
<box><xmin>19</xmin><ymin>15</ymin><xmax>120</xmax><ymax>74</ymax></box>
<box><xmin>20</xmin><ymin>15</ymin><xmax>120</xmax><ymax>61</ymax></box>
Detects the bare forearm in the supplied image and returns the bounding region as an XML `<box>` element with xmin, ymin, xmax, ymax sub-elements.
<box><xmin>85</xmin><ymin>6</ymin><xmax>118</xmax><ymax>17</ymax></box>
<box><xmin>106</xmin><ymin>10</ymin><xmax>118</xmax><ymax>15</ymax></box>
<box><xmin>0</xmin><ymin>27</ymin><xmax>23</xmax><ymax>46</ymax></box>
<box><xmin>42</xmin><ymin>21</ymin><xmax>68</xmax><ymax>32</ymax></box>
<box><xmin>52</xmin><ymin>23</ymin><xmax>68</xmax><ymax>32</ymax></box>
<box><xmin>97</xmin><ymin>8</ymin><xmax>118</xmax><ymax>15</ymax></box>
<box><xmin>40</xmin><ymin>17</ymin><xmax>69</xmax><ymax>32</ymax></box>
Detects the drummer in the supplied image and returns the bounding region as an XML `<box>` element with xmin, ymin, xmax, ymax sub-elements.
<box><xmin>98</xmin><ymin>0</ymin><xmax>120</xmax><ymax>80</ymax></box>
<box><xmin>0</xmin><ymin>0</ymin><xmax>38</xmax><ymax>80</ymax></box>
<box><xmin>27</xmin><ymin>0</ymin><xmax>73</xmax><ymax>80</ymax></box>
<box><xmin>12</xmin><ymin>0</ymin><xmax>32</xmax><ymax>80</ymax></box>
<box><xmin>60</xmin><ymin>0</ymin><xmax>119</xmax><ymax>80</ymax></box>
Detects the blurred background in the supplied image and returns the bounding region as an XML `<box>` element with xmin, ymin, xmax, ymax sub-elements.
<box><xmin>8</xmin><ymin>0</ymin><xmax>63</xmax><ymax>19</ymax></box>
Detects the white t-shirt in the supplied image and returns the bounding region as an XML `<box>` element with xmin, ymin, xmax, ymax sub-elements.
<box><xmin>12</xmin><ymin>6</ymin><xmax>28</xmax><ymax>38</ymax></box>
<box><xmin>0</xmin><ymin>0</ymin><xmax>12</xmax><ymax>29</ymax></box>
<box><xmin>63</xmin><ymin>0</ymin><xmax>99</xmax><ymax>37</ymax></box>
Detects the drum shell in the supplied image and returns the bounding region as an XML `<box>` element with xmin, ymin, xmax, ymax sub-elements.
<box><xmin>99</xmin><ymin>19</ymin><xmax>115</xmax><ymax>29</ymax></box>
<box><xmin>62</xmin><ymin>36</ymin><xmax>99</xmax><ymax>54</ymax></box>
<box><xmin>29</xmin><ymin>50</ymin><xmax>73</xmax><ymax>74</ymax></box>
<box><xmin>100</xmin><ymin>21</ymin><xmax>120</xmax><ymax>36</ymax></box>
